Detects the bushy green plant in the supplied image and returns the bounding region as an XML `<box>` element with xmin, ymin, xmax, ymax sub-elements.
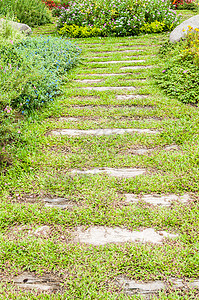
<box><xmin>58</xmin><ymin>24</ymin><xmax>102</xmax><ymax>37</ymax></box>
<box><xmin>0</xmin><ymin>0</ymin><xmax>51</xmax><ymax>27</ymax></box>
<box><xmin>141</xmin><ymin>21</ymin><xmax>173</xmax><ymax>33</ymax></box>
<box><xmin>0</xmin><ymin>32</ymin><xmax>81</xmax><ymax>166</ymax></box>
<box><xmin>1</xmin><ymin>36</ymin><xmax>81</xmax><ymax>112</ymax></box>
<box><xmin>56</xmin><ymin>0</ymin><xmax>180</xmax><ymax>37</ymax></box>
<box><xmin>155</xmin><ymin>30</ymin><xmax>199</xmax><ymax>104</ymax></box>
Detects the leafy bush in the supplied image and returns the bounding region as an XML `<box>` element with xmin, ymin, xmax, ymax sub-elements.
<box><xmin>0</xmin><ymin>26</ymin><xmax>81</xmax><ymax>166</ymax></box>
<box><xmin>56</xmin><ymin>0</ymin><xmax>180</xmax><ymax>37</ymax></box>
<box><xmin>172</xmin><ymin>0</ymin><xmax>198</xmax><ymax>10</ymax></box>
<box><xmin>155</xmin><ymin>28</ymin><xmax>199</xmax><ymax>104</ymax></box>
<box><xmin>140</xmin><ymin>21</ymin><xmax>173</xmax><ymax>33</ymax></box>
<box><xmin>58</xmin><ymin>24</ymin><xmax>102</xmax><ymax>37</ymax></box>
<box><xmin>1</xmin><ymin>36</ymin><xmax>81</xmax><ymax>112</ymax></box>
<box><xmin>0</xmin><ymin>0</ymin><xmax>51</xmax><ymax>27</ymax></box>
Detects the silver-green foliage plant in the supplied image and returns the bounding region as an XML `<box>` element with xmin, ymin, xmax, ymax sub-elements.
<box><xmin>57</xmin><ymin>0</ymin><xmax>181</xmax><ymax>37</ymax></box>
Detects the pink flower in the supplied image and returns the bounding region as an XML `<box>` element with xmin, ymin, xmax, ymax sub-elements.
<box><xmin>17</xmin><ymin>131</ymin><xmax>21</xmax><ymax>134</ymax></box>
<box><xmin>10</xmin><ymin>40</ymin><xmax>13</xmax><ymax>44</ymax></box>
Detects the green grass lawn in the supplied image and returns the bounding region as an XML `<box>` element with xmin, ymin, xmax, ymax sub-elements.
<box><xmin>0</xmin><ymin>10</ymin><xmax>198</xmax><ymax>300</ymax></box>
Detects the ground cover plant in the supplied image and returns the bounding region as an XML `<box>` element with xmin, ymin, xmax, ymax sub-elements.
<box><xmin>57</xmin><ymin>0</ymin><xmax>181</xmax><ymax>37</ymax></box>
<box><xmin>0</xmin><ymin>0</ymin><xmax>51</xmax><ymax>27</ymax></box>
<box><xmin>0</xmin><ymin>18</ymin><xmax>81</xmax><ymax>167</ymax></box>
<box><xmin>0</xmin><ymin>9</ymin><xmax>199</xmax><ymax>300</ymax></box>
<box><xmin>155</xmin><ymin>26</ymin><xmax>199</xmax><ymax>104</ymax></box>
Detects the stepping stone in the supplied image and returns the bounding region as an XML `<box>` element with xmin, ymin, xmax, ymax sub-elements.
<box><xmin>97</xmin><ymin>49</ymin><xmax>144</xmax><ymax>53</ymax></box>
<box><xmin>12</xmin><ymin>272</ymin><xmax>60</xmax><ymax>291</ymax></box>
<box><xmin>50</xmin><ymin>128</ymin><xmax>159</xmax><ymax>136</ymax></box>
<box><xmin>80</xmin><ymin>86</ymin><xmax>136</xmax><ymax>91</ymax></box>
<box><xmin>75</xmin><ymin>79</ymin><xmax>102</xmax><ymax>83</ymax></box>
<box><xmin>43</xmin><ymin>198</ymin><xmax>75</xmax><ymax>209</ymax></box>
<box><xmin>125</xmin><ymin>194</ymin><xmax>190</xmax><ymax>207</ymax></box>
<box><xmin>131</xmin><ymin>148</ymin><xmax>153</xmax><ymax>155</ymax></box>
<box><xmin>165</xmin><ymin>145</ymin><xmax>179</xmax><ymax>151</ymax></box>
<box><xmin>121</xmin><ymin>66</ymin><xmax>153</xmax><ymax>70</ymax></box>
<box><xmin>89</xmin><ymin>60</ymin><xmax>145</xmax><ymax>64</ymax></box>
<box><xmin>74</xmin><ymin>227</ymin><xmax>178</xmax><ymax>246</ymax></box>
<box><xmin>116</xmin><ymin>95</ymin><xmax>149</xmax><ymax>100</ymax></box>
<box><xmin>34</xmin><ymin>226</ymin><xmax>51</xmax><ymax>237</ymax></box>
<box><xmin>71</xmin><ymin>168</ymin><xmax>146</xmax><ymax>178</ymax></box>
<box><xmin>77</xmin><ymin>73</ymin><xmax>135</xmax><ymax>77</ymax></box>
<box><xmin>116</xmin><ymin>277</ymin><xmax>199</xmax><ymax>297</ymax></box>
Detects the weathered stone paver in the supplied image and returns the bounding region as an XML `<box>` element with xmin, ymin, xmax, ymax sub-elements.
<box><xmin>71</xmin><ymin>168</ymin><xmax>146</xmax><ymax>178</ymax></box>
<box><xmin>125</xmin><ymin>194</ymin><xmax>190</xmax><ymax>206</ymax></box>
<box><xmin>116</xmin><ymin>94</ymin><xmax>149</xmax><ymax>100</ymax></box>
<box><xmin>75</xmin><ymin>79</ymin><xmax>102</xmax><ymax>83</ymax></box>
<box><xmin>95</xmin><ymin>49</ymin><xmax>144</xmax><ymax>53</ymax></box>
<box><xmin>77</xmin><ymin>73</ymin><xmax>133</xmax><ymax>76</ymax></box>
<box><xmin>43</xmin><ymin>197</ymin><xmax>75</xmax><ymax>209</ymax></box>
<box><xmin>12</xmin><ymin>272</ymin><xmax>60</xmax><ymax>291</ymax></box>
<box><xmin>120</xmin><ymin>65</ymin><xmax>153</xmax><ymax>70</ymax></box>
<box><xmin>80</xmin><ymin>86</ymin><xmax>137</xmax><ymax>91</ymax></box>
<box><xmin>74</xmin><ymin>227</ymin><xmax>178</xmax><ymax>245</ymax></box>
<box><xmin>89</xmin><ymin>60</ymin><xmax>145</xmax><ymax>64</ymax></box>
<box><xmin>116</xmin><ymin>277</ymin><xmax>199</xmax><ymax>297</ymax></box>
<box><xmin>50</xmin><ymin>128</ymin><xmax>159</xmax><ymax>136</ymax></box>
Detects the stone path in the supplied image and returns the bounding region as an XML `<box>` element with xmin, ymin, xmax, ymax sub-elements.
<box><xmin>48</xmin><ymin>37</ymin><xmax>198</xmax><ymax>298</ymax></box>
<box><xmin>6</xmin><ymin>33</ymin><xmax>198</xmax><ymax>299</ymax></box>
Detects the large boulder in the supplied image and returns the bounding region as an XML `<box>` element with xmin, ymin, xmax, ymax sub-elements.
<box><xmin>170</xmin><ymin>14</ymin><xmax>199</xmax><ymax>43</ymax></box>
<box><xmin>0</xmin><ymin>18</ymin><xmax>32</xmax><ymax>35</ymax></box>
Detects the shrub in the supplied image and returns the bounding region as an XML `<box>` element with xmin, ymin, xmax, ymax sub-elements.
<box><xmin>1</xmin><ymin>36</ymin><xmax>81</xmax><ymax>112</ymax></box>
<box><xmin>0</xmin><ymin>27</ymin><xmax>81</xmax><ymax>167</ymax></box>
<box><xmin>56</xmin><ymin>0</ymin><xmax>180</xmax><ymax>37</ymax></box>
<box><xmin>0</xmin><ymin>0</ymin><xmax>51</xmax><ymax>27</ymax></box>
<box><xmin>172</xmin><ymin>0</ymin><xmax>198</xmax><ymax>10</ymax></box>
<box><xmin>155</xmin><ymin>28</ymin><xmax>199</xmax><ymax>104</ymax></box>
<box><xmin>58</xmin><ymin>24</ymin><xmax>102</xmax><ymax>37</ymax></box>
<box><xmin>140</xmin><ymin>21</ymin><xmax>173</xmax><ymax>34</ymax></box>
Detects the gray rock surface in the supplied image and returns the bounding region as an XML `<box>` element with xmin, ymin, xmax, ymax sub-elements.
<box><xmin>116</xmin><ymin>277</ymin><xmax>199</xmax><ymax>297</ymax></box>
<box><xmin>13</xmin><ymin>272</ymin><xmax>60</xmax><ymax>291</ymax></box>
<box><xmin>0</xmin><ymin>18</ymin><xmax>32</xmax><ymax>35</ymax></box>
<box><xmin>170</xmin><ymin>15</ymin><xmax>199</xmax><ymax>43</ymax></box>
<box><xmin>125</xmin><ymin>194</ymin><xmax>190</xmax><ymax>206</ymax></box>
<box><xmin>50</xmin><ymin>128</ymin><xmax>159</xmax><ymax>136</ymax></box>
<box><xmin>74</xmin><ymin>227</ymin><xmax>178</xmax><ymax>245</ymax></box>
<box><xmin>71</xmin><ymin>168</ymin><xmax>146</xmax><ymax>178</ymax></box>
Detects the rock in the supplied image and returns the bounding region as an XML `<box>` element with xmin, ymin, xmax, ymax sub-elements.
<box><xmin>170</xmin><ymin>15</ymin><xmax>199</xmax><ymax>43</ymax></box>
<box><xmin>0</xmin><ymin>18</ymin><xmax>32</xmax><ymax>35</ymax></box>
<box><xmin>34</xmin><ymin>226</ymin><xmax>50</xmax><ymax>237</ymax></box>
<box><xmin>74</xmin><ymin>227</ymin><xmax>178</xmax><ymax>245</ymax></box>
<box><xmin>13</xmin><ymin>272</ymin><xmax>60</xmax><ymax>291</ymax></box>
<box><xmin>50</xmin><ymin>128</ymin><xmax>159</xmax><ymax>136</ymax></box>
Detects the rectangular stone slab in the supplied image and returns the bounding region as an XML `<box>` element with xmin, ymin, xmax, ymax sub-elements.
<box><xmin>74</xmin><ymin>227</ymin><xmax>178</xmax><ymax>245</ymax></box>
<box><xmin>120</xmin><ymin>66</ymin><xmax>153</xmax><ymax>70</ymax></box>
<box><xmin>125</xmin><ymin>194</ymin><xmax>190</xmax><ymax>206</ymax></box>
<box><xmin>80</xmin><ymin>86</ymin><xmax>137</xmax><ymax>91</ymax></box>
<box><xmin>50</xmin><ymin>128</ymin><xmax>159</xmax><ymax>136</ymax></box>
<box><xmin>89</xmin><ymin>60</ymin><xmax>145</xmax><ymax>64</ymax></box>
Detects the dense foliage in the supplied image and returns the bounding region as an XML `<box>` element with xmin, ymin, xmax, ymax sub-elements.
<box><xmin>57</xmin><ymin>0</ymin><xmax>180</xmax><ymax>37</ymax></box>
<box><xmin>0</xmin><ymin>0</ymin><xmax>51</xmax><ymax>27</ymax></box>
<box><xmin>172</xmin><ymin>0</ymin><xmax>198</xmax><ymax>10</ymax></box>
<box><xmin>156</xmin><ymin>27</ymin><xmax>199</xmax><ymax>104</ymax></box>
<box><xmin>0</xmin><ymin>21</ymin><xmax>81</xmax><ymax>166</ymax></box>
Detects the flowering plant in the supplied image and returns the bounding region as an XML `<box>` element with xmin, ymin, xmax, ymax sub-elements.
<box><xmin>56</xmin><ymin>0</ymin><xmax>180</xmax><ymax>37</ymax></box>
